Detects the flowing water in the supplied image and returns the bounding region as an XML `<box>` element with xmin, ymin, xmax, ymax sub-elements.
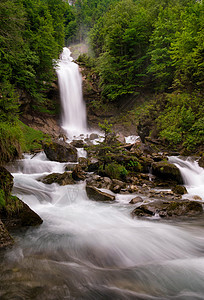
<box><xmin>1</xmin><ymin>49</ymin><xmax>204</xmax><ymax>299</ymax></box>
<box><xmin>56</xmin><ymin>47</ymin><xmax>87</xmax><ymax>137</ymax></box>
<box><xmin>0</xmin><ymin>154</ymin><xmax>204</xmax><ymax>300</ymax></box>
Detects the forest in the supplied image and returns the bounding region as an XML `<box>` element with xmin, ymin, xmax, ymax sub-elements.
<box><xmin>0</xmin><ymin>0</ymin><xmax>203</xmax><ymax>164</ymax></box>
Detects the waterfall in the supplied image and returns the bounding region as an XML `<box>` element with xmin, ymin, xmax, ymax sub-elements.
<box><xmin>56</xmin><ymin>47</ymin><xmax>87</xmax><ymax>137</ymax></box>
<box><xmin>169</xmin><ymin>156</ymin><xmax>204</xmax><ymax>199</ymax></box>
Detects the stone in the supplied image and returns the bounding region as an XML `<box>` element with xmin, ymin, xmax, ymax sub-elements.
<box><xmin>40</xmin><ymin>172</ymin><xmax>75</xmax><ymax>185</ymax></box>
<box><xmin>43</xmin><ymin>140</ymin><xmax>77</xmax><ymax>162</ymax></box>
<box><xmin>72</xmin><ymin>165</ymin><xmax>85</xmax><ymax>181</ymax></box>
<box><xmin>172</xmin><ymin>185</ymin><xmax>187</xmax><ymax>195</ymax></box>
<box><xmin>129</xmin><ymin>196</ymin><xmax>143</xmax><ymax>204</ymax></box>
<box><xmin>0</xmin><ymin>167</ymin><xmax>14</xmax><ymax>197</ymax></box>
<box><xmin>152</xmin><ymin>161</ymin><xmax>183</xmax><ymax>184</ymax></box>
<box><xmin>132</xmin><ymin>200</ymin><xmax>203</xmax><ymax>218</ymax></box>
<box><xmin>78</xmin><ymin>157</ymin><xmax>88</xmax><ymax>170</ymax></box>
<box><xmin>86</xmin><ymin>186</ymin><xmax>115</xmax><ymax>202</ymax></box>
<box><xmin>193</xmin><ymin>195</ymin><xmax>202</xmax><ymax>201</ymax></box>
<box><xmin>86</xmin><ymin>174</ymin><xmax>112</xmax><ymax>189</ymax></box>
<box><xmin>0</xmin><ymin>196</ymin><xmax>43</xmax><ymax>228</ymax></box>
<box><xmin>198</xmin><ymin>155</ymin><xmax>204</xmax><ymax>168</ymax></box>
<box><xmin>88</xmin><ymin>158</ymin><xmax>99</xmax><ymax>172</ymax></box>
<box><xmin>70</xmin><ymin>140</ymin><xmax>85</xmax><ymax>148</ymax></box>
<box><xmin>0</xmin><ymin>219</ymin><xmax>14</xmax><ymax>249</ymax></box>
<box><xmin>110</xmin><ymin>179</ymin><xmax>126</xmax><ymax>193</ymax></box>
<box><xmin>90</xmin><ymin>133</ymin><xmax>99</xmax><ymax>140</ymax></box>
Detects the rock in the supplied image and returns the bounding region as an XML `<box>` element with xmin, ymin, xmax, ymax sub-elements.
<box><xmin>132</xmin><ymin>200</ymin><xmax>203</xmax><ymax>218</ymax></box>
<box><xmin>0</xmin><ymin>166</ymin><xmax>14</xmax><ymax>198</ymax></box>
<box><xmin>41</xmin><ymin>172</ymin><xmax>75</xmax><ymax>185</ymax></box>
<box><xmin>72</xmin><ymin>165</ymin><xmax>85</xmax><ymax>181</ymax></box>
<box><xmin>152</xmin><ymin>161</ymin><xmax>183</xmax><ymax>184</ymax></box>
<box><xmin>43</xmin><ymin>140</ymin><xmax>77</xmax><ymax>162</ymax></box>
<box><xmin>70</xmin><ymin>140</ymin><xmax>85</xmax><ymax>148</ymax></box>
<box><xmin>193</xmin><ymin>195</ymin><xmax>202</xmax><ymax>201</ymax></box>
<box><xmin>86</xmin><ymin>174</ymin><xmax>112</xmax><ymax>189</ymax></box>
<box><xmin>90</xmin><ymin>133</ymin><xmax>99</xmax><ymax>140</ymax></box>
<box><xmin>0</xmin><ymin>196</ymin><xmax>43</xmax><ymax>228</ymax></box>
<box><xmin>86</xmin><ymin>186</ymin><xmax>115</xmax><ymax>202</ymax></box>
<box><xmin>110</xmin><ymin>179</ymin><xmax>126</xmax><ymax>193</ymax></box>
<box><xmin>0</xmin><ymin>219</ymin><xmax>14</xmax><ymax>248</ymax></box>
<box><xmin>78</xmin><ymin>157</ymin><xmax>88</xmax><ymax>170</ymax></box>
<box><xmin>88</xmin><ymin>158</ymin><xmax>100</xmax><ymax>172</ymax></box>
<box><xmin>198</xmin><ymin>155</ymin><xmax>204</xmax><ymax>168</ymax></box>
<box><xmin>172</xmin><ymin>185</ymin><xmax>187</xmax><ymax>195</ymax></box>
<box><xmin>129</xmin><ymin>196</ymin><xmax>143</xmax><ymax>204</ymax></box>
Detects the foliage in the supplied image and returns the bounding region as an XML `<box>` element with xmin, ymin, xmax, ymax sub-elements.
<box><xmin>104</xmin><ymin>163</ymin><xmax>128</xmax><ymax>180</ymax></box>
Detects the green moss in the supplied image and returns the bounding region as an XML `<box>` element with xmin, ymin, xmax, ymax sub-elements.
<box><xmin>104</xmin><ymin>163</ymin><xmax>128</xmax><ymax>180</ymax></box>
<box><xmin>3</xmin><ymin>195</ymin><xmax>24</xmax><ymax>216</ymax></box>
<box><xmin>19</xmin><ymin>121</ymin><xmax>51</xmax><ymax>152</ymax></box>
<box><xmin>0</xmin><ymin>189</ymin><xmax>6</xmax><ymax>208</ymax></box>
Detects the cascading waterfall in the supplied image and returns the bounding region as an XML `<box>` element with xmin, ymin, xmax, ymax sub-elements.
<box><xmin>169</xmin><ymin>156</ymin><xmax>204</xmax><ymax>199</ymax></box>
<box><xmin>56</xmin><ymin>47</ymin><xmax>87</xmax><ymax>137</ymax></box>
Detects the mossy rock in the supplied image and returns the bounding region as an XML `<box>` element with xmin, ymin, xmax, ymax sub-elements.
<box><xmin>0</xmin><ymin>167</ymin><xmax>14</xmax><ymax>198</ymax></box>
<box><xmin>172</xmin><ymin>185</ymin><xmax>187</xmax><ymax>195</ymax></box>
<box><xmin>0</xmin><ymin>195</ymin><xmax>43</xmax><ymax>228</ymax></box>
<box><xmin>152</xmin><ymin>161</ymin><xmax>183</xmax><ymax>184</ymax></box>
<box><xmin>40</xmin><ymin>172</ymin><xmax>75</xmax><ymax>185</ymax></box>
<box><xmin>198</xmin><ymin>155</ymin><xmax>204</xmax><ymax>168</ymax></box>
<box><xmin>43</xmin><ymin>140</ymin><xmax>77</xmax><ymax>162</ymax></box>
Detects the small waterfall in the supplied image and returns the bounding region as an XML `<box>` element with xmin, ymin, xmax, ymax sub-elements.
<box><xmin>169</xmin><ymin>156</ymin><xmax>204</xmax><ymax>199</ymax></box>
<box><xmin>56</xmin><ymin>47</ymin><xmax>87</xmax><ymax>137</ymax></box>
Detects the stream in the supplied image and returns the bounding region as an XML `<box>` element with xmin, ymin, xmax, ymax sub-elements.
<box><xmin>0</xmin><ymin>154</ymin><xmax>204</xmax><ymax>299</ymax></box>
<box><xmin>0</xmin><ymin>48</ymin><xmax>204</xmax><ymax>299</ymax></box>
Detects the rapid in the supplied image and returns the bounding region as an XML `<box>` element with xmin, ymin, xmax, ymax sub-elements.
<box><xmin>0</xmin><ymin>48</ymin><xmax>204</xmax><ymax>300</ymax></box>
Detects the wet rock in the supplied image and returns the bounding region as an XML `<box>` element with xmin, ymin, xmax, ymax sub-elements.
<box><xmin>88</xmin><ymin>158</ymin><xmax>100</xmax><ymax>172</ymax></box>
<box><xmin>110</xmin><ymin>179</ymin><xmax>126</xmax><ymax>193</ymax></box>
<box><xmin>129</xmin><ymin>196</ymin><xmax>143</xmax><ymax>204</ymax></box>
<box><xmin>41</xmin><ymin>172</ymin><xmax>75</xmax><ymax>185</ymax></box>
<box><xmin>86</xmin><ymin>186</ymin><xmax>115</xmax><ymax>202</ymax></box>
<box><xmin>78</xmin><ymin>157</ymin><xmax>88</xmax><ymax>170</ymax></box>
<box><xmin>0</xmin><ymin>219</ymin><xmax>14</xmax><ymax>248</ymax></box>
<box><xmin>172</xmin><ymin>185</ymin><xmax>187</xmax><ymax>195</ymax></box>
<box><xmin>0</xmin><ymin>167</ymin><xmax>13</xmax><ymax>198</ymax></box>
<box><xmin>148</xmin><ymin>189</ymin><xmax>181</xmax><ymax>200</ymax></box>
<box><xmin>198</xmin><ymin>155</ymin><xmax>204</xmax><ymax>168</ymax></box>
<box><xmin>152</xmin><ymin>161</ymin><xmax>183</xmax><ymax>184</ymax></box>
<box><xmin>43</xmin><ymin>140</ymin><xmax>77</xmax><ymax>162</ymax></box>
<box><xmin>132</xmin><ymin>200</ymin><xmax>203</xmax><ymax>218</ymax></box>
<box><xmin>86</xmin><ymin>174</ymin><xmax>112</xmax><ymax>189</ymax></box>
<box><xmin>72</xmin><ymin>165</ymin><xmax>85</xmax><ymax>181</ymax></box>
<box><xmin>90</xmin><ymin>133</ymin><xmax>99</xmax><ymax>140</ymax></box>
<box><xmin>0</xmin><ymin>196</ymin><xmax>43</xmax><ymax>228</ymax></box>
<box><xmin>193</xmin><ymin>195</ymin><xmax>202</xmax><ymax>201</ymax></box>
<box><xmin>70</xmin><ymin>140</ymin><xmax>85</xmax><ymax>148</ymax></box>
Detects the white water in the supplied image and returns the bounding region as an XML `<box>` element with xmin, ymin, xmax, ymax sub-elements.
<box><xmin>169</xmin><ymin>156</ymin><xmax>204</xmax><ymax>200</ymax></box>
<box><xmin>56</xmin><ymin>47</ymin><xmax>87</xmax><ymax>137</ymax></box>
<box><xmin>1</xmin><ymin>154</ymin><xmax>204</xmax><ymax>299</ymax></box>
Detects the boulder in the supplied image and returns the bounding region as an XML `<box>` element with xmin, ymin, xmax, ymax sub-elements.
<box><xmin>78</xmin><ymin>157</ymin><xmax>88</xmax><ymax>170</ymax></box>
<box><xmin>152</xmin><ymin>161</ymin><xmax>183</xmax><ymax>184</ymax></box>
<box><xmin>70</xmin><ymin>139</ymin><xmax>85</xmax><ymax>148</ymax></box>
<box><xmin>198</xmin><ymin>155</ymin><xmax>204</xmax><ymax>168</ymax></box>
<box><xmin>0</xmin><ymin>166</ymin><xmax>13</xmax><ymax>198</ymax></box>
<box><xmin>86</xmin><ymin>186</ymin><xmax>115</xmax><ymax>202</ymax></box>
<box><xmin>88</xmin><ymin>158</ymin><xmax>100</xmax><ymax>172</ymax></box>
<box><xmin>86</xmin><ymin>174</ymin><xmax>112</xmax><ymax>189</ymax></box>
<box><xmin>43</xmin><ymin>140</ymin><xmax>77</xmax><ymax>162</ymax></box>
<box><xmin>132</xmin><ymin>200</ymin><xmax>203</xmax><ymax>218</ymax></box>
<box><xmin>40</xmin><ymin>172</ymin><xmax>75</xmax><ymax>185</ymax></box>
<box><xmin>72</xmin><ymin>165</ymin><xmax>85</xmax><ymax>181</ymax></box>
<box><xmin>110</xmin><ymin>179</ymin><xmax>126</xmax><ymax>193</ymax></box>
<box><xmin>90</xmin><ymin>133</ymin><xmax>99</xmax><ymax>140</ymax></box>
<box><xmin>129</xmin><ymin>196</ymin><xmax>143</xmax><ymax>204</ymax></box>
<box><xmin>0</xmin><ymin>196</ymin><xmax>43</xmax><ymax>228</ymax></box>
<box><xmin>172</xmin><ymin>185</ymin><xmax>187</xmax><ymax>195</ymax></box>
<box><xmin>0</xmin><ymin>219</ymin><xmax>14</xmax><ymax>248</ymax></box>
